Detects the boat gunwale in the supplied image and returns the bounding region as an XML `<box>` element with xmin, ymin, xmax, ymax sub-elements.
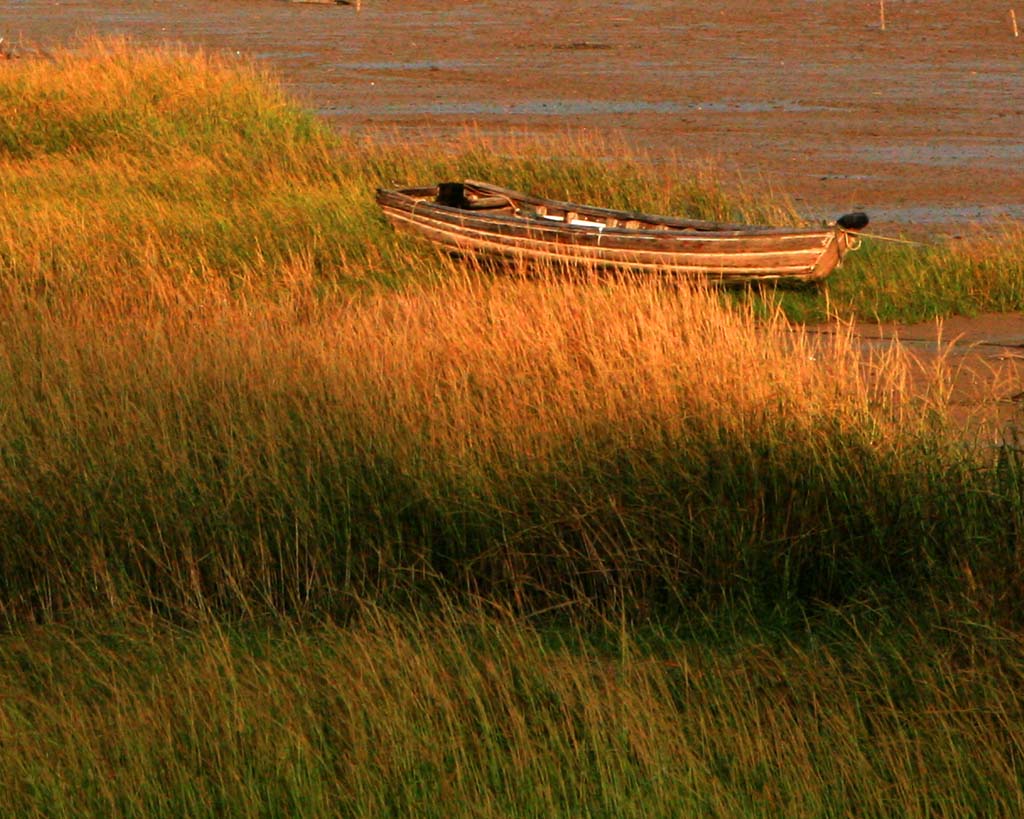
<box><xmin>376</xmin><ymin>180</ymin><xmax>841</xmax><ymax>241</ymax></box>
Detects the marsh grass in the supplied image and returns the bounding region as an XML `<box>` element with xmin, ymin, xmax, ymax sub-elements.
<box><xmin>5</xmin><ymin>274</ymin><xmax>1022</xmax><ymax>625</ymax></box>
<box><xmin>0</xmin><ymin>39</ymin><xmax>778</xmax><ymax>299</ymax></box>
<box><xmin>5</xmin><ymin>39</ymin><xmax>1024</xmax><ymax>319</ymax></box>
<box><xmin>3</xmin><ymin>608</ymin><xmax>1024</xmax><ymax>818</ymax></box>
<box><xmin>3</xmin><ymin>38</ymin><xmax>1024</xmax><ymax>817</ymax></box>
<box><xmin>764</xmin><ymin>226</ymin><xmax>1024</xmax><ymax>323</ymax></box>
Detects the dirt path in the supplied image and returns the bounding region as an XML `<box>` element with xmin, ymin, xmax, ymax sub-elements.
<box><xmin>5</xmin><ymin>0</ymin><xmax>1024</xmax><ymax>232</ymax></box>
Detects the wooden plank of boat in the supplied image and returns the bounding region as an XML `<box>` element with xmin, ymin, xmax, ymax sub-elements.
<box><xmin>381</xmin><ymin>208</ymin><xmax>830</xmax><ymax>272</ymax></box>
<box><xmin>381</xmin><ymin>201</ymin><xmax>833</xmax><ymax>254</ymax></box>
<box><xmin>375</xmin><ymin>180</ymin><xmax>867</xmax><ymax>284</ymax></box>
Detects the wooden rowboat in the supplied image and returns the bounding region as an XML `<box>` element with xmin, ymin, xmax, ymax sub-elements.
<box><xmin>375</xmin><ymin>179</ymin><xmax>868</xmax><ymax>285</ymax></box>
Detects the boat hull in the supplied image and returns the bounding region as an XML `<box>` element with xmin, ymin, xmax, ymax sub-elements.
<box><xmin>376</xmin><ymin>180</ymin><xmax>862</xmax><ymax>285</ymax></box>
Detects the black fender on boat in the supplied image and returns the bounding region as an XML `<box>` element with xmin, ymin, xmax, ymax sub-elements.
<box><xmin>836</xmin><ymin>212</ymin><xmax>870</xmax><ymax>231</ymax></box>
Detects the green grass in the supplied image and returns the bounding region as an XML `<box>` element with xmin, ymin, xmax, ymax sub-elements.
<box><xmin>2</xmin><ymin>38</ymin><xmax>1024</xmax><ymax>817</ymax></box>
<box><xmin>3</xmin><ymin>276</ymin><xmax>1020</xmax><ymax>624</ymax></box>
<box><xmin>3</xmin><ymin>608</ymin><xmax>1024</xmax><ymax>818</ymax></box>
<box><xmin>760</xmin><ymin>230</ymin><xmax>1024</xmax><ymax>323</ymax></box>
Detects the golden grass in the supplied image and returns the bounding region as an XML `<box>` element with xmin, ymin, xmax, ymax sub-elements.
<box><xmin>1</xmin><ymin>37</ymin><xmax>1024</xmax><ymax>817</ymax></box>
<box><xmin>1</xmin><ymin>38</ymin><xmax>1020</xmax><ymax>625</ymax></box>
<box><xmin>0</xmin><ymin>269</ymin><xmax>999</xmax><ymax>623</ymax></box>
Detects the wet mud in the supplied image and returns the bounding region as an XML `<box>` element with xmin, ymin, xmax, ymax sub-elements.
<box><xmin>809</xmin><ymin>314</ymin><xmax>1024</xmax><ymax>441</ymax></box>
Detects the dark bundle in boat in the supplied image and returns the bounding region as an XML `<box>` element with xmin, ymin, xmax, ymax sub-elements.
<box><xmin>376</xmin><ymin>180</ymin><xmax>868</xmax><ymax>285</ymax></box>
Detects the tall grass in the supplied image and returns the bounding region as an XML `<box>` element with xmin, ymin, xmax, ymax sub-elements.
<box><xmin>7</xmin><ymin>38</ymin><xmax>1023</xmax><ymax>321</ymax></box>
<box><xmin>3</xmin><ymin>608</ymin><xmax>1024</xmax><ymax>818</ymax></box>
<box><xmin>767</xmin><ymin>228</ymin><xmax>1024</xmax><ymax>323</ymax></box>
<box><xmin>4</xmin><ymin>274</ymin><xmax>1021</xmax><ymax>624</ymax></box>
<box><xmin>0</xmin><ymin>39</ymin><xmax>793</xmax><ymax>302</ymax></box>
<box><xmin>2</xmin><ymin>38</ymin><xmax>1024</xmax><ymax>816</ymax></box>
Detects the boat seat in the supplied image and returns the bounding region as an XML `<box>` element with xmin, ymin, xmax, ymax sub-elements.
<box><xmin>463</xmin><ymin>196</ymin><xmax>512</xmax><ymax>210</ymax></box>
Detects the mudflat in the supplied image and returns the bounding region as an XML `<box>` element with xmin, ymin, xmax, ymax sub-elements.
<box><xmin>4</xmin><ymin>0</ymin><xmax>1023</xmax><ymax>230</ymax></box>
<box><xmin>809</xmin><ymin>315</ymin><xmax>1024</xmax><ymax>438</ymax></box>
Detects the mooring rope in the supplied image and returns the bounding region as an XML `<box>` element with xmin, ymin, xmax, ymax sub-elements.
<box><xmin>850</xmin><ymin>231</ymin><xmax>930</xmax><ymax>247</ymax></box>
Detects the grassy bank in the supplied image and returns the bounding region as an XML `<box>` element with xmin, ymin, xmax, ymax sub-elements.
<box><xmin>2</xmin><ymin>39</ymin><xmax>1024</xmax><ymax>817</ymax></box>
<box><xmin>4</xmin><ymin>39</ymin><xmax>1024</xmax><ymax>320</ymax></box>
<box><xmin>770</xmin><ymin>228</ymin><xmax>1024</xmax><ymax>323</ymax></box>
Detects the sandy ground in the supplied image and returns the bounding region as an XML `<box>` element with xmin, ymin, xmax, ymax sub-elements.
<box><xmin>4</xmin><ymin>0</ymin><xmax>1023</xmax><ymax>434</ymax></box>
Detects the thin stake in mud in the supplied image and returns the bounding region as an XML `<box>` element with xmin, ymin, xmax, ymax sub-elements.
<box><xmin>1012</xmin><ymin>9</ymin><xmax>1020</xmax><ymax>38</ymax></box>
<box><xmin>879</xmin><ymin>0</ymin><xmax>886</xmax><ymax>30</ymax></box>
